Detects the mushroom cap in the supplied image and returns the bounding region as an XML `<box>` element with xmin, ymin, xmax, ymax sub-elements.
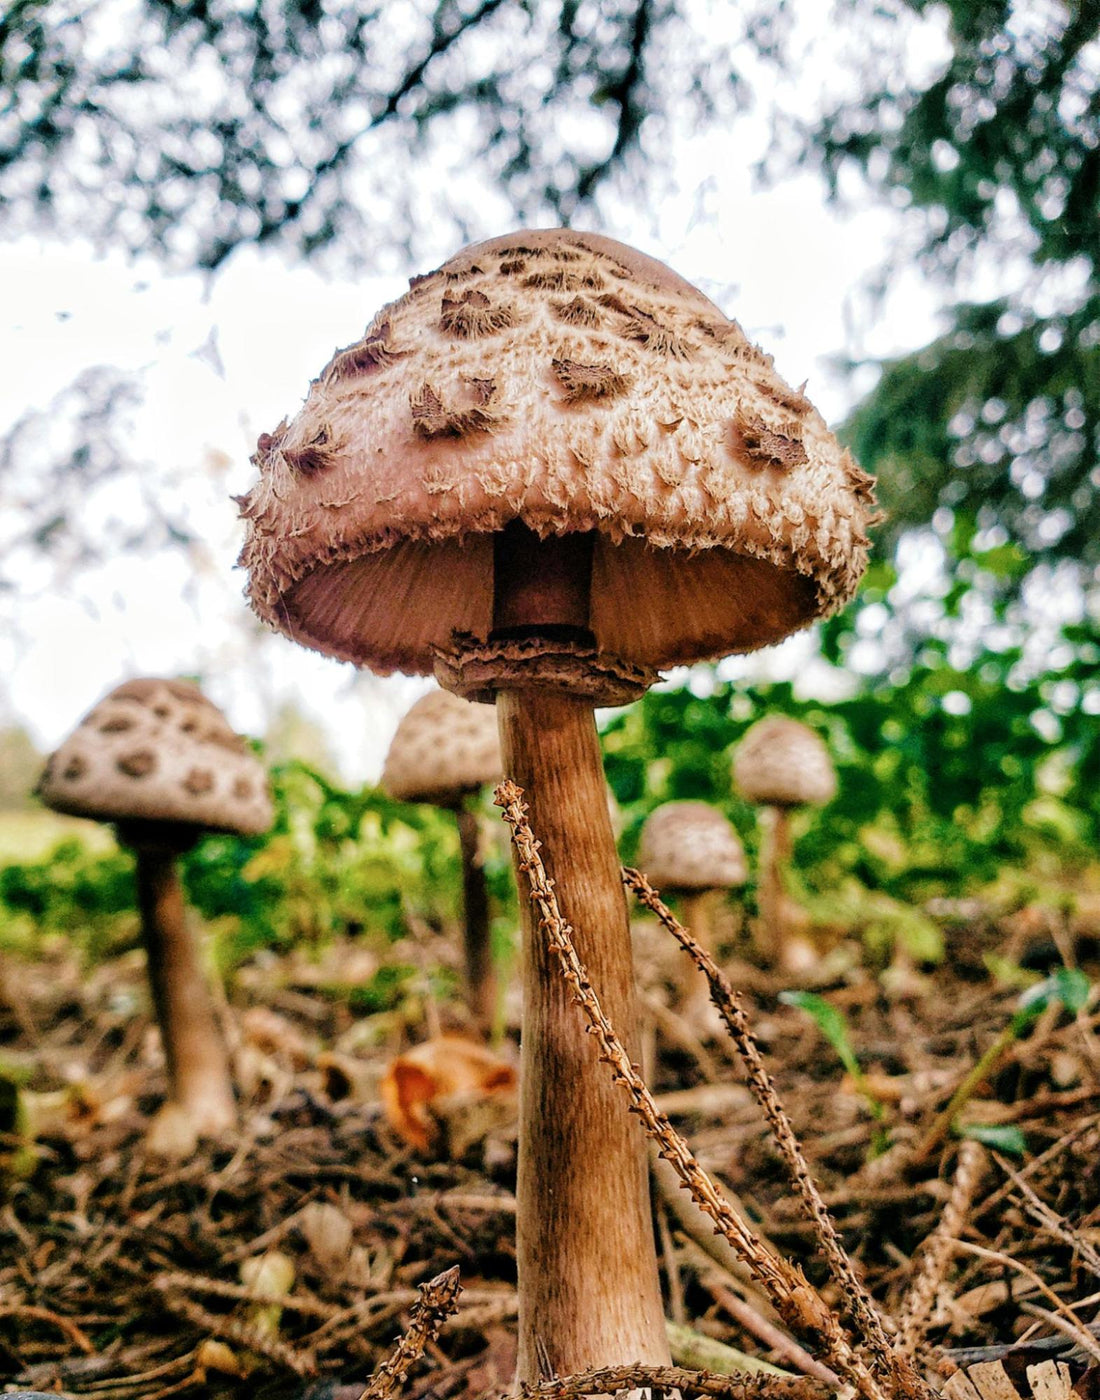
<box><xmin>381</xmin><ymin>688</ymin><xmax>502</xmax><ymax>804</ymax></box>
<box><xmin>239</xmin><ymin>228</ymin><xmax>876</xmax><ymax>676</ymax></box>
<box><xmin>37</xmin><ymin>678</ymin><xmax>274</xmax><ymax>836</ymax></box>
<box><xmin>732</xmin><ymin>716</ymin><xmax>836</xmax><ymax>808</ymax></box>
<box><xmin>637</xmin><ymin>801</ymin><xmax>747</xmax><ymax>892</ymax></box>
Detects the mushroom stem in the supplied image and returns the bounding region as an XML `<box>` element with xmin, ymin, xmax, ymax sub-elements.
<box><xmin>679</xmin><ymin>889</ymin><xmax>715</xmax><ymax>954</ymax></box>
<box><xmin>454</xmin><ymin>799</ymin><xmax>496</xmax><ymax>1034</ymax></box>
<box><xmin>132</xmin><ymin>842</ymin><xmax>236</xmax><ymax>1136</ymax></box>
<box><xmin>497</xmin><ymin>687</ymin><xmax>669</xmax><ymax>1379</ymax></box>
<box><xmin>756</xmin><ymin>804</ymin><xmax>791</xmax><ymax>959</ymax></box>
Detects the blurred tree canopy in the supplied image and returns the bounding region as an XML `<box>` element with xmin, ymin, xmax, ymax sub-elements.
<box><xmin>0</xmin><ymin>0</ymin><xmax>755</xmax><ymax>271</ymax></box>
<box><xmin>796</xmin><ymin>1</ymin><xmax>1099</xmax><ymax>579</ymax></box>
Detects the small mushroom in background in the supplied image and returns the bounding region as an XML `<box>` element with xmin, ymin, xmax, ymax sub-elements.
<box><xmin>37</xmin><ymin>678</ymin><xmax>273</xmax><ymax>1155</ymax></box>
<box><xmin>732</xmin><ymin>715</ymin><xmax>837</xmax><ymax>973</ymax></box>
<box><xmin>381</xmin><ymin>688</ymin><xmax>502</xmax><ymax>1033</ymax></box>
<box><xmin>238</xmin><ymin>228</ymin><xmax>875</xmax><ymax>1377</ymax></box>
<box><xmin>637</xmin><ymin>800</ymin><xmax>747</xmax><ymax>1003</ymax></box>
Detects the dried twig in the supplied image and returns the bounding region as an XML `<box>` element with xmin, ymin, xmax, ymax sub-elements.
<box><xmin>511</xmin><ymin>1362</ymin><xmax>832</xmax><ymax>1400</ymax></box>
<box><xmin>624</xmin><ymin>865</ymin><xmax>901</xmax><ymax>1378</ymax></box>
<box><xmin>496</xmin><ymin>781</ymin><xmax>897</xmax><ymax>1400</ymax></box>
<box><xmin>992</xmin><ymin>1152</ymin><xmax>1100</xmax><ymax>1279</ymax></box>
<box><xmin>358</xmin><ymin>1265</ymin><xmax>462</xmax><ymax>1400</ymax></box>
<box><xmin>896</xmin><ymin>1139</ymin><xmax>987</xmax><ymax>1355</ymax></box>
<box><xmin>952</xmin><ymin>1241</ymin><xmax>1100</xmax><ymax>1366</ymax></box>
<box><xmin>155</xmin><ymin>1284</ymin><xmax>317</xmax><ymax>1376</ymax></box>
<box><xmin>0</xmin><ymin>1301</ymin><xmax>95</xmax><ymax>1354</ymax></box>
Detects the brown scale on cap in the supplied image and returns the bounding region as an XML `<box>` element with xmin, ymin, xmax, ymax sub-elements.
<box><xmin>118</xmin><ymin>750</ymin><xmax>157</xmax><ymax>778</ymax></box>
<box><xmin>183</xmin><ymin>768</ymin><xmax>215</xmax><ymax>796</ymax></box>
<box><xmin>731</xmin><ymin>410</ymin><xmax>810</xmax><ymax>471</ymax></box>
<box><xmin>239</xmin><ymin>227</ymin><xmax>877</xmax><ymax>676</ymax></box>
<box><xmin>283</xmin><ymin>424</ymin><xmax>339</xmax><ymax>476</ymax></box>
<box><xmin>551</xmin><ymin>358</ymin><xmax>630</xmax><ymax>404</ymax></box>
<box><xmin>325</xmin><ymin>318</ymin><xmax>407</xmax><ymax>381</ymax></box>
<box><xmin>523</xmin><ymin>266</ymin><xmax>605</xmax><ymax>293</ymax></box>
<box><xmin>552</xmin><ymin>296</ymin><xmax>602</xmax><ymax>328</ymax></box>
<box><xmin>439</xmin><ymin>289</ymin><xmax>517</xmax><ymax>339</ymax></box>
<box><xmin>410</xmin><ymin>381</ymin><xmax>504</xmax><ymax>439</ymax></box>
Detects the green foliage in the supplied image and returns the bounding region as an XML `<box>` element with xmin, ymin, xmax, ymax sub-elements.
<box><xmin>0</xmin><ymin>760</ymin><xmax>504</xmax><ymax>970</ymax></box>
<box><xmin>183</xmin><ymin>760</ymin><xmax>482</xmax><ymax>968</ymax></box>
<box><xmin>0</xmin><ymin>837</ymin><xmax>136</xmax><ymax>959</ymax></box>
<box><xmin>805</xmin><ymin>2</ymin><xmax>1100</xmax><ymax>581</ymax></box>
<box><xmin>957</xmin><ymin>1123</ymin><xmax>1027</xmax><ymax>1158</ymax></box>
<box><xmin>605</xmin><ymin>646</ymin><xmax>1100</xmax><ymax>913</ymax></box>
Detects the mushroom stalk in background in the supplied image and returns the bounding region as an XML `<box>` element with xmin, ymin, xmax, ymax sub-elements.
<box><xmin>381</xmin><ymin>688</ymin><xmax>502</xmax><ymax>1033</ymax></box>
<box><xmin>37</xmin><ymin>679</ymin><xmax>273</xmax><ymax>1152</ymax></box>
<box><xmin>453</xmin><ymin>802</ymin><xmax>494</xmax><ymax>1027</ymax></box>
<box><xmin>733</xmin><ymin>716</ymin><xmax>837</xmax><ymax>971</ymax></box>
<box><xmin>128</xmin><ymin>825</ymin><xmax>236</xmax><ymax>1138</ymax></box>
<box><xmin>239</xmin><ymin>228</ymin><xmax>876</xmax><ymax>1378</ymax></box>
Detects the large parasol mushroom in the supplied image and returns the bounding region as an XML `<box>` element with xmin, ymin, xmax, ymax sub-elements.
<box><xmin>381</xmin><ymin>687</ymin><xmax>502</xmax><ymax>1031</ymax></box>
<box><xmin>733</xmin><ymin>714</ymin><xmax>837</xmax><ymax>969</ymax></box>
<box><xmin>238</xmin><ymin>228</ymin><xmax>876</xmax><ymax>1377</ymax></box>
<box><xmin>37</xmin><ymin>679</ymin><xmax>272</xmax><ymax>1153</ymax></box>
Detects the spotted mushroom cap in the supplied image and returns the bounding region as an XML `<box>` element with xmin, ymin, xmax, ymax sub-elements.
<box><xmin>36</xmin><ymin>679</ymin><xmax>273</xmax><ymax>836</ymax></box>
<box><xmin>732</xmin><ymin>716</ymin><xmax>837</xmax><ymax>808</ymax></box>
<box><xmin>637</xmin><ymin>801</ymin><xmax>747</xmax><ymax>892</ymax></box>
<box><xmin>381</xmin><ymin>689</ymin><xmax>501</xmax><ymax>805</ymax></box>
<box><xmin>239</xmin><ymin>229</ymin><xmax>876</xmax><ymax>676</ymax></box>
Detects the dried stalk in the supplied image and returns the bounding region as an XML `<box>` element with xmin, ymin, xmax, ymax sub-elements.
<box><xmin>624</xmin><ymin>866</ymin><xmax>901</xmax><ymax>1379</ymax></box>
<box><xmin>358</xmin><ymin>1265</ymin><xmax>462</xmax><ymax>1400</ymax></box>
<box><xmin>496</xmin><ymin>781</ymin><xmax>893</xmax><ymax>1400</ymax></box>
<box><xmin>993</xmin><ymin>1151</ymin><xmax>1100</xmax><ymax>1278</ymax></box>
<box><xmin>896</xmin><ymin>1139</ymin><xmax>987</xmax><ymax>1355</ymax></box>
<box><xmin>512</xmin><ymin>1363</ymin><xmax>832</xmax><ymax>1400</ymax></box>
<box><xmin>155</xmin><ymin>1285</ymin><xmax>317</xmax><ymax>1376</ymax></box>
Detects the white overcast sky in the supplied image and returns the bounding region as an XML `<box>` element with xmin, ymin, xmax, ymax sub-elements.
<box><xmin>0</xmin><ymin>11</ymin><xmax>951</xmax><ymax>780</ymax></box>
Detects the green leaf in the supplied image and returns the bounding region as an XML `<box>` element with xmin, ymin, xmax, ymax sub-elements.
<box><xmin>1012</xmin><ymin>967</ymin><xmax>1094</xmax><ymax>1034</ymax></box>
<box><xmin>780</xmin><ymin>991</ymin><xmax>861</xmax><ymax>1080</ymax></box>
<box><xmin>957</xmin><ymin>1123</ymin><xmax>1028</xmax><ymax>1157</ymax></box>
<box><xmin>1051</xmin><ymin>966</ymin><xmax>1092</xmax><ymax>1015</ymax></box>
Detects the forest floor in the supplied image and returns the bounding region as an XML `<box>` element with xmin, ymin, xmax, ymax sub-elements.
<box><xmin>1</xmin><ymin>898</ymin><xmax>1099</xmax><ymax>1400</ymax></box>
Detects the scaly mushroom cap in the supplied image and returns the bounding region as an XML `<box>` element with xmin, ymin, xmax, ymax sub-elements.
<box><xmin>732</xmin><ymin>716</ymin><xmax>837</xmax><ymax>808</ymax></box>
<box><xmin>637</xmin><ymin>801</ymin><xmax>747</xmax><ymax>892</ymax></box>
<box><xmin>381</xmin><ymin>689</ymin><xmax>501</xmax><ymax>805</ymax></box>
<box><xmin>37</xmin><ymin>678</ymin><xmax>273</xmax><ymax>835</ymax></box>
<box><xmin>239</xmin><ymin>229</ymin><xmax>876</xmax><ymax>675</ymax></box>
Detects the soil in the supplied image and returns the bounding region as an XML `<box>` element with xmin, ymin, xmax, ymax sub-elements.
<box><xmin>0</xmin><ymin>904</ymin><xmax>1098</xmax><ymax>1400</ymax></box>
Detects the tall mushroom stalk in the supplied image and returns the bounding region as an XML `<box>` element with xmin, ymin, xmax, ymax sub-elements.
<box><xmin>381</xmin><ymin>688</ymin><xmax>502</xmax><ymax>1033</ymax></box>
<box><xmin>488</xmin><ymin>525</ymin><xmax>668</xmax><ymax>1371</ymax></box>
<box><xmin>37</xmin><ymin>679</ymin><xmax>273</xmax><ymax>1153</ymax></box>
<box><xmin>238</xmin><ymin>228</ymin><xmax>876</xmax><ymax>1378</ymax></box>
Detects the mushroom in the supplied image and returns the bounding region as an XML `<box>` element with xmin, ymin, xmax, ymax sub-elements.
<box><xmin>381</xmin><ymin>688</ymin><xmax>502</xmax><ymax>1031</ymax></box>
<box><xmin>37</xmin><ymin>678</ymin><xmax>273</xmax><ymax>1152</ymax></box>
<box><xmin>732</xmin><ymin>715</ymin><xmax>837</xmax><ymax>970</ymax></box>
<box><xmin>238</xmin><ymin>228</ymin><xmax>875</xmax><ymax>1377</ymax></box>
<box><xmin>637</xmin><ymin>799</ymin><xmax>747</xmax><ymax>963</ymax></box>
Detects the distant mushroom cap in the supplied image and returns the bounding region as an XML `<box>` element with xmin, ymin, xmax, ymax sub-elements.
<box><xmin>380</xmin><ymin>688</ymin><xmax>501</xmax><ymax>805</ymax></box>
<box><xmin>637</xmin><ymin>801</ymin><xmax>747</xmax><ymax>891</ymax></box>
<box><xmin>732</xmin><ymin>716</ymin><xmax>837</xmax><ymax>808</ymax></box>
<box><xmin>239</xmin><ymin>228</ymin><xmax>876</xmax><ymax>676</ymax></box>
<box><xmin>37</xmin><ymin>678</ymin><xmax>273</xmax><ymax>836</ymax></box>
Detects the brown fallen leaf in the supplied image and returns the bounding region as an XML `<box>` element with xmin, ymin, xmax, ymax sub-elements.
<box><xmin>380</xmin><ymin>1035</ymin><xmax>516</xmax><ymax>1153</ymax></box>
